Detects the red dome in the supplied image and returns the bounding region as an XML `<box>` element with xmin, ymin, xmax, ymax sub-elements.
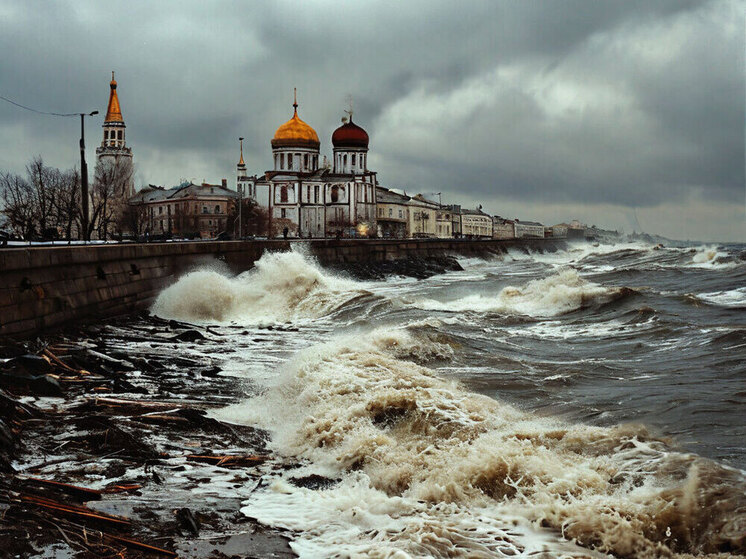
<box><xmin>332</xmin><ymin>118</ymin><xmax>369</xmax><ymax>149</ymax></box>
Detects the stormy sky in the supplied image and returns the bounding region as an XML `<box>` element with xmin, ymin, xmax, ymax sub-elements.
<box><xmin>0</xmin><ymin>0</ymin><xmax>743</xmax><ymax>241</ymax></box>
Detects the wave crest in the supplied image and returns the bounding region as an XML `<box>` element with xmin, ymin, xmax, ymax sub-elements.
<box><xmin>415</xmin><ymin>269</ymin><xmax>634</xmax><ymax>317</ymax></box>
<box><xmin>151</xmin><ymin>249</ymin><xmax>367</xmax><ymax>323</ymax></box>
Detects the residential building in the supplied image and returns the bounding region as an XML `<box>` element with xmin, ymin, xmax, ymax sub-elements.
<box><xmin>407</xmin><ymin>195</ymin><xmax>439</xmax><ymax>238</ymax></box>
<box><xmin>492</xmin><ymin>216</ymin><xmax>515</xmax><ymax>239</ymax></box>
<box><xmin>436</xmin><ymin>207</ymin><xmax>452</xmax><ymax>238</ymax></box>
<box><xmin>130</xmin><ymin>181</ymin><xmax>237</xmax><ymax>238</ymax></box>
<box><xmin>514</xmin><ymin>219</ymin><xmax>545</xmax><ymax>238</ymax></box>
<box><xmin>443</xmin><ymin>204</ymin><xmax>462</xmax><ymax>238</ymax></box>
<box><xmin>461</xmin><ymin>208</ymin><xmax>493</xmax><ymax>238</ymax></box>
<box><xmin>376</xmin><ymin>187</ymin><xmax>410</xmax><ymax>238</ymax></box>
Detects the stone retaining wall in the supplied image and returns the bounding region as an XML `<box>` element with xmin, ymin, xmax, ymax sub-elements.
<box><xmin>0</xmin><ymin>238</ymin><xmax>563</xmax><ymax>339</ymax></box>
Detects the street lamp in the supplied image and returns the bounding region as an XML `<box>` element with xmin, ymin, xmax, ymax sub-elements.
<box><xmin>80</xmin><ymin>110</ymin><xmax>99</xmax><ymax>241</ymax></box>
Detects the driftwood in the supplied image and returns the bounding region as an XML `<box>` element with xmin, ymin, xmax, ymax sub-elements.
<box><xmin>186</xmin><ymin>454</ymin><xmax>269</xmax><ymax>467</ymax></box>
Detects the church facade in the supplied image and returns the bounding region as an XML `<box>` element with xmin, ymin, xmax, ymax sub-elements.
<box><xmin>239</xmin><ymin>93</ymin><xmax>377</xmax><ymax>238</ymax></box>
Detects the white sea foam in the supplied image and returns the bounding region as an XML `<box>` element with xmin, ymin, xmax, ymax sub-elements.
<box><xmin>695</xmin><ymin>286</ymin><xmax>746</xmax><ymax>309</ymax></box>
<box><xmin>412</xmin><ymin>269</ymin><xmax>632</xmax><ymax>317</ymax></box>
<box><xmin>151</xmin><ymin>249</ymin><xmax>368</xmax><ymax>324</ymax></box>
<box><xmin>218</xmin><ymin>327</ymin><xmax>745</xmax><ymax>558</ymax></box>
<box><xmin>688</xmin><ymin>245</ymin><xmax>739</xmax><ymax>270</ymax></box>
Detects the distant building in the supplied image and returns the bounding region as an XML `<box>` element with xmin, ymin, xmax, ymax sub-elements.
<box><xmin>550</xmin><ymin>224</ymin><xmax>568</xmax><ymax>238</ymax></box>
<box><xmin>461</xmin><ymin>208</ymin><xmax>492</xmax><ymax>238</ymax></box>
<box><xmin>95</xmin><ymin>72</ymin><xmax>134</xmax><ymax>199</ymax></box>
<box><xmin>444</xmin><ymin>205</ymin><xmax>462</xmax><ymax>238</ymax></box>
<box><xmin>514</xmin><ymin>219</ymin><xmax>545</xmax><ymax>238</ymax></box>
<box><xmin>376</xmin><ymin>187</ymin><xmax>410</xmax><ymax>238</ymax></box>
<box><xmin>435</xmin><ymin>207</ymin><xmax>452</xmax><ymax>238</ymax></box>
<box><xmin>130</xmin><ymin>181</ymin><xmax>237</xmax><ymax>238</ymax></box>
<box><xmin>492</xmin><ymin>216</ymin><xmax>515</xmax><ymax>239</ymax></box>
<box><xmin>555</xmin><ymin>220</ymin><xmax>585</xmax><ymax>239</ymax></box>
<box><xmin>407</xmin><ymin>195</ymin><xmax>439</xmax><ymax>238</ymax></box>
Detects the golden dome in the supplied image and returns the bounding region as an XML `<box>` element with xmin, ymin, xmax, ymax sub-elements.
<box><xmin>105</xmin><ymin>71</ymin><xmax>123</xmax><ymax>123</ymax></box>
<box><xmin>271</xmin><ymin>92</ymin><xmax>319</xmax><ymax>149</ymax></box>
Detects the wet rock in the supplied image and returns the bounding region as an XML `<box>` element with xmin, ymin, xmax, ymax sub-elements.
<box><xmin>176</xmin><ymin>507</ymin><xmax>201</xmax><ymax>535</ymax></box>
<box><xmin>289</xmin><ymin>473</ymin><xmax>340</xmax><ymax>490</ymax></box>
<box><xmin>171</xmin><ymin>330</ymin><xmax>206</xmax><ymax>342</ymax></box>
<box><xmin>1</xmin><ymin>354</ymin><xmax>53</xmax><ymax>376</ymax></box>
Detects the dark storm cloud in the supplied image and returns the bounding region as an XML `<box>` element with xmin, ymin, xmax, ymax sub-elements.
<box><xmin>0</xmin><ymin>0</ymin><xmax>742</xmax><ymax>239</ymax></box>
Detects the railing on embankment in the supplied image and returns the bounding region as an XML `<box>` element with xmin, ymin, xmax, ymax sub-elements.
<box><xmin>0</xmin><ymin>237</ymin><xmax>565</xmax><ymax>339</ymax></box>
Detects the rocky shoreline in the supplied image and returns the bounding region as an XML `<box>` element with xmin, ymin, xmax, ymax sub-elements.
<box><xmin>0</xmin><ymin>315</ymin><xmax>296</xmax><ymax>558</ymax></box>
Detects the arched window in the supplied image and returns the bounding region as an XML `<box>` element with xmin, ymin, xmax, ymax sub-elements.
<box><xmin>280</xmin><ymin>185</ymin><xmax>288</xmax><ymax>203</ymax></box>
<box><xmin>331</xmin><ymin>185</ymin><xmax>339</xmax><ymax>203</ymax></box>
<box><xmin>343</xmin><ymin>154</ymin><xmax>347</xmax><ymax>169</ymax></box>
<box><xmin>351</xmin><ymin>154</ymin><xmax>356</xmax><ymax>166</ymax></box>
<box><xmin>280</xmin><ymin>153</ymin><xmax>285</xmax><ymax>169</ymax></box>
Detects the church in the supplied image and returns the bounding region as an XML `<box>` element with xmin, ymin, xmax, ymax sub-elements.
<box><xmin>238</xmin><ymin>91</ymin><xmax>378</xmax><ymax>238</ymax></box>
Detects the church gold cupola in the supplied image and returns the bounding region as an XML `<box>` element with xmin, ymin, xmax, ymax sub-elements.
<box><xmin>271</xmin><ymin>89</ymin><xmax>320</xmax><ymax>173</ymax></box>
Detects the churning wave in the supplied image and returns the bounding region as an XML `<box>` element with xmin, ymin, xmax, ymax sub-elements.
<box><xmin>413</xmin><ymin>269</ymin><xmax>634</xmax><ymax>317</ymax></box>
<box><xmin>694</xmin><ymin>287</ymin><xmax>746</xmax><ymax>309</ymax></box>
<box><xmin>151</xmin><ymin>249</ymin><xmax>369</xmax><ymax>323</ymax></box>
<box><xmin>221</xmin><ymin>326</ymin><xmax>745</xmax><ymax>558</ymax></box>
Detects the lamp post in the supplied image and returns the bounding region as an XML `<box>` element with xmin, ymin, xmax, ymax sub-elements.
<box><xmin>79</xmin><ymin>110</ymin><xmax>99</xmax><ymax>241</ymax></box>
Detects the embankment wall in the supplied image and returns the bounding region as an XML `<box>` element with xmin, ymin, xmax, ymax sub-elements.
<box><xmin>0</xmin><ymin>238</ymin><xmax>563</xmax><ymax>339</ymax></box>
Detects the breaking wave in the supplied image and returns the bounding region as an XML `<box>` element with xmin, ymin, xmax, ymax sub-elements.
<box><xmin>413</xmin><ymin>269</ymin><xmax>634</xmax><ymax>317</ymax></box>
<box><xmin>694</xmin><ymin>287</ymin><xmax>746</xmax><ymax>309</ymax></box>
<box><xmin>224</xmin><ymin>327</ymin><xmax>746</xmax><ymax>558</ymax></box>
<box><xmin>151</xmin><ymin>249</ymin><xmax>368</xmax><ymax>323</ymax></box>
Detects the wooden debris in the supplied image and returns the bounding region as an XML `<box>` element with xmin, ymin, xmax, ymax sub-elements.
<box><xmin>102</xmin><ymin>483</ymin><xmax>142</xmax><ymax>494</ymax></box>
<box><xmin>18</xmin><ymin>493</ymin><xmax>131</xmax><ymax>527</ymax></box>
<box><xmin>186</xmin><ymin>454</ymin><xmax>269</xmax><ymax>467</ymax></box>
<box><xmin>21</xmin><ymin>476</ymin><xmax>103</xmax><ymax>501</ymax></box>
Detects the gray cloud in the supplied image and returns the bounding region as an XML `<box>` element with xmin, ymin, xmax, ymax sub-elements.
<box><xmin>0</xmin><ymin>0</ymin><xmax>743</xmax><ymax>240</ymax></box>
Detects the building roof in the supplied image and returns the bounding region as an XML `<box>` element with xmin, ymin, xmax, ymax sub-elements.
<box><xmin>271</xmin><ymin>92</ymin><xmax>319</xmax><ymax>149</ymax></box>
<box><xmin>516</xmin><ymin>220</ymin><xmax>544</xmax><ymax>226</ymax></box>
<box><xmin>130</xmin><ymin>182</ymin><xmax>237</xmax><ymax>203</ymax></box>
<box><xmin>332</xmin><ymin>117</ymin><xmax>369</xmax><ymax>149</ymax></box>
<box><xmin>104</xmin><ymin>72</ymin><xmax>123</xmax><ymax>123</ymax></box>
<box><xmin>376</xmin><ymin>187</ymin><xmax>410</xmax><ymax>204</ymax></box>
<box><xmin>461</xmin><ymin>208</ymin><xmax>491</xmax><ymax>217</ymax></box>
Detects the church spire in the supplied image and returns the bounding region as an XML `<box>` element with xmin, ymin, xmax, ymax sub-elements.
<box><xmin>105</xmin><ymin>71</ymin><xmax>123</xmax><ymax>123</ymax></box>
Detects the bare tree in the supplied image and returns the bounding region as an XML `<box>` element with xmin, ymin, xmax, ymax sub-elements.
<box><xmin>50</xmin><ymin>168</ymin><xmax>80</xmax><ymax>241</ymax></box>
<box><xmin>90</xmin><ymin>157</ymin><xmax>134</xmax><ymax>240</ymax></box>
<box><xmin>227</xmin><ymin>199</ymin><xmax>269</xmax><ymax>237</ymax></box>
<box><xmin>0</xmin><ymin>171</ymin><xmax>35</xmax><ymax>239</ymax></box>
<box><xmin>118</xmin><ymin>202</ymin><xmax>147</xmax><ymax>238</ymax></box>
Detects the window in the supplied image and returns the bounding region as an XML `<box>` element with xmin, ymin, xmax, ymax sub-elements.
<box><xmin>331</xmin><ymin>185</ymin><xmax>339</xmax><ymax>203</ymax></box>
<box><xmin>304</xmin><ymin>154</ymin><xmax>309</xmax><ymax>169</ymax></box>
<box><xmin>215</xmin><ymin>205</ymin><xmax>220</xmax><ymax>214</ymax></box>
<box><xmin>399</xmin><ymin>210</ymin><xmax>403</xmax><ymax>218</ymax></box>
<box><xmin>388</xmin><ymin>208</ymin><xmax>393</xmax><ymax>217</ymax></box>
<box><xmin>274</xmin><ymin>154</ymin><xmax>278</xmax><ymax>169</ymax></box>
<box><xmin>280</xmin><ymin>185</ymin><xmax>288</xmax><ymax>203</ymax></box>
<box><xmin>158</xmin><ymin>206</ymin><xmax>163</xmax><ymax>214</ymax></box>
<box><xmin>288</xmin><ymin>155</ymin><xmax>293</xmax><ymax>170</ymax></box>
<box><xmin>202</xmin><ymin>206</ymin><xmax>208</xmax><ymax>214</ymax></box>
<box><xmin>280</xmin><ymin>153</ymin><xmax>284</xmax><ymax>169</ymax></box>
<box><xmin>314</xmin><ymin>184</ymin><xmax>319</xmax><ymax>204</ymax></box>
<box><xmin>351</xmin><ymin>154</ymin><xmax>356</xmax><ymax>166</ymax></box>
<box><xmin>343</xmin><ymin>154</ymin><xmax>347</xmax><ymax>168</ymax></box>
<box><xmin>281</xmin><ymin>208</ymin><xmax>286</xmax><ymax>218</ymax></box>
<box><xmin>118</xmin><ymin>130</ymin><xmax>122</xmax><ymax>139</ymax></box>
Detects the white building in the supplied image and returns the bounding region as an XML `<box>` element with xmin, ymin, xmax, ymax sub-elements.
<box><xmin>514</xmin><ymin>220</ymin><xmax>545</xmax><ymax>238</ymax></box>
<box><xmin>461</xmin><ymin>208</ymin><xmax>493</xmax><ymax>238</ymax></box>
<box><xmin>247</xmin><ymin>92</ymin><xmax>377</xmax><ymax>238</ymax></box>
